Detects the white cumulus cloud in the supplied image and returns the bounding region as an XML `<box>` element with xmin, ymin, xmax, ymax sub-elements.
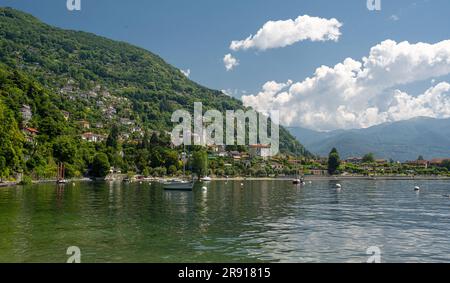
<box><xmin>230</xmin><ymin>15</ymin><xmax>342</xmax><ymax>51</ymax></box>
<box><xmin>242</xmin><ymin>39</ymin><xmax>450</xmax><ymax>131</ymax></box>
<box><xmin>223</xmin><ymin>53</ymin><xmax>239</xmax><ymax>71</ymax></box>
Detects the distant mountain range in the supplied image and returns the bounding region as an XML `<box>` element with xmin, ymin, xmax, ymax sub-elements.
<box><xmin>290</xmin><ymin>117</ymin><xmax>450</xmax><ymax>161</ymax></box>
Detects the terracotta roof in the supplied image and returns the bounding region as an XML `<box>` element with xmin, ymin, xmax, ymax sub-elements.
<box><xmin>24</xmin><ymin>127</ymin><xmax>39</xmax><ymax>134</ymax></box>
<box><xmin>249</xmin><ymin>144</ymin><xmax>271</xmax><ymax>149</ymax></box>
<box><xmin>430</xmin><ymin>158</ymin><xmax>450</xmax><ymax>164</ymax></box>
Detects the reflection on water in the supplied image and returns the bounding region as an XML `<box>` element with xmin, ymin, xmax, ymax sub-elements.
<box><xmin>1</xmin><ymin>180</ymin><xmax>450</xmax><ymax>262</ymax></box>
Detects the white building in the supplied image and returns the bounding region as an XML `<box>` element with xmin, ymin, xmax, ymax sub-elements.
<box><xmin>21</xmin><ymin>105</ymin><xmax>32</xmax><ymax>124</ymax></box>
<box><xmin>81</xmin><ymin>132</ymin><xmax>105</xmax><ymax>143</ymax></box>
<box><xmin>249</xmin><ymin>144</ymin><xmax>271</xmax><ymax>160</ymax></box>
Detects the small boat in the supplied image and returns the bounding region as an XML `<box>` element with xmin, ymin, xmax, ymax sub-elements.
<box><xmin>56</xmin><ymin>163</ymin><xmax>67</xmax><ymax>185</ymax></box>
<box><xmin>200</xmin><ymin>176</ymin><xmax>212</xmax><ymax>182</ymax></box>
<box><xmin>293</xmin><ymin>177</ymin><xmax>305</xmax><ymax>185</ymax></box>
<box><xmin>163</xmin><ymin>149</ymin><xmax>194</xmax><ymax>191</ymax></box>
<box><xmin>163</xmin><ymin>179</ymin><xmax>194</xmax><ymax>191</ymax></box>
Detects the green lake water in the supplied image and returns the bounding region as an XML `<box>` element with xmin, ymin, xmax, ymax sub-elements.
<box><xmin>1</xmin><ymin>180</ymin><xmax>450</xmax><ymax>263</ymax></box>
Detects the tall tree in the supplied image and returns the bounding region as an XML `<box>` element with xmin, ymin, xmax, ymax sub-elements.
<box><xmin>327</xmin><ymin>148</ymin><xmax>341</xmax><ymax>175</ymax></box>
<box><xmin>106</xmin><ymin>124</ymin><xmax>120</xmax><ymax>150</ymax></box>
<box><xmin>52</xmin><ymin>136</ymin><xmax>77</xmax><ymax>163</ymax></box>
<box><xmin>0</xmin><ymin>156</ymin><xmax>7</xmax><ymax>182</ymax></box>
<box><xmin>442</xmin><ymin>160</ymin><xmax>450</xmax><ymax>171</ymax></box>
<box><xmin>362</xmin><ymin>153</ymin><xmax>375</xmax><ymax>163</ymax></box>
<box><xmin>0</xmin><ymin>99</ymin><xmax>24</xmax><ymax>174</ymax></box>
<box><xmin>192</xmin><ymin>150</ymin><xmax>208</xmax><ymax>178</ymax></box>
<box><xmin>150</xmin><ymin>132</ymin><xmax>160</xmax><ymax>146</ymax></box>
<box><xmin>140</xmin><ymin>131</ymin><xmax>152</xmax><ymax>150</ymax></box>
<box><xmin>91</xmin><ymin>153</ymin><xmax>110</xmax><ymax>178</ymax></box>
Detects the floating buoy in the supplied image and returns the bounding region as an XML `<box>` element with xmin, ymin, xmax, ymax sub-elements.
<box><xmin>202</xmin><ymin>186</ymin><xmax>207</xmax><ymax>191</ymax></box>
<box><xmin>336</xmin><ymin>184</ymin><xmax>342</xmax><ymax>189</ymax></box>
<box><xmin>414</xmin><ymin>186</ymin><xmax>420</xmax><ymax>191</ymax></box>
<box><xmin>309</xmin><ymin>181</ymin><xmax>312</xmax><ymax>184</ymax></box>
<box><xmin>241</xmin><ymin>183</ymin><xmax>244</xmax><ymax>186</ymax></box>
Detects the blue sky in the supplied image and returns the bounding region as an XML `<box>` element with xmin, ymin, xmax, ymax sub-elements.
<box><xmin>1</xmin><ymin>0</ymin><xmax>450</xmax><ymax>130</ymax></box>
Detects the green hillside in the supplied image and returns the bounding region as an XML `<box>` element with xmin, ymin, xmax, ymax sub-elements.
<box><xmin>0</xmin><ymin>7</ymin><xmax>310</xmax><ymax>180</ymax></box>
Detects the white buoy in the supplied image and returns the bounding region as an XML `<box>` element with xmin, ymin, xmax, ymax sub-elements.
<box><xmin>309</xmin><ymin>181</ymin><xmax>312</xmax><ymax>184</ymax></box>
<box><xmin>241</xmin><ymin>183</ymin><xmax>244</xmax><ymax>186</ymax></box>
<box><xmin>414</xmin><ymin>186</ymin><xmax>420</xmax><ymax>191</ymax></box>
<box><xmin>202</xmin><ymin>186</ymin><xmax>208</xmax><ymax>191</ymax></box>
<box><xmin>336</xmin><ymin>184</ymin><xmax>342</xmax><ymax>189</ymax></box>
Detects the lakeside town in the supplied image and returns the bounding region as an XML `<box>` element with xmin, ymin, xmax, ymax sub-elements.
<box><xmin>0</xmin><ymin>85</ymin><xmax>445</xmax><ymax>187</ymax></box>
<box><xmin>1</xmin><ymin>8</ymin><xmax>449</xmax><ymax>188</ymax></box>
<box><xmin>0</xmin><ymin>80</ymin><xmax>445</xmax><ymax>188</ymax></box>
<box><xmin>2</xmin><ymin>4</ymin><xmax>450</xmax><ymax>265</ymax></box>
<box><xmin>6</xmin><ymin>111</ymin><xmax>450</xmax><ymax>187</ymax></box>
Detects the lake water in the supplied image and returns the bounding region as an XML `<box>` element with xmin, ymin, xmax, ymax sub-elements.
<box><xmin>1</xmin><ymin>180</ymin><xmax>450</xmax><ymax>263</ymax></box>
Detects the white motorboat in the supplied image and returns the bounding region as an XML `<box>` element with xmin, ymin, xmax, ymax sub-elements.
<box><xmin>293</xmin><ymin>177</ymin><xmax>305</xmax><ymax>185</ymax></box>
<box><xmin>163</xmin><ymin>179</ymin><xmax>194</xmax><ymax>191</ymax></box>
<box><xmin>200</xmin><ymin>176</ymin><xmax>212</xmax><ymax>182</ymax></box>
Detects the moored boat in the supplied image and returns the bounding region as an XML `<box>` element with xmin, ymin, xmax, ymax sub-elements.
<box><xmin>56</xmin><ymin>163</ymin><xmax>67</xmax><ymax>184</ymax></box>
<box><xmin>293</xmin><ymin>176</ymin><xmax>305</xmax><ymax>185</ymax></box>
<box><xmin>163</xmin><ymin>179</ymin><xmax>194</xmax><ymax>191</ymax></box>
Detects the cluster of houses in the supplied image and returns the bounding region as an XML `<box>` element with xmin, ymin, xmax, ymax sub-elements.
<box><xmin>206</xmin><ymin>144</ymin><xmax>272</xmax><ymax>160</ymax></box>
<box><xmin>205</xmin><ymin>144</ymin><xmax>330</xmax><ymax>175</ymax></box>
<box><xmin>20</xmin><ymin>104</ymin><xmax>39</xmax><ymax>144</ymax></box>
<box><xmin>81</xmin><ymin>132</ymin><xmax>106</xmax><ymax>143</ymax></box>
<box><xmin>343</xmin><ymin>156</ymin><xmax>449</xmax><ymax>168</ymax></box>
<box><xmin>405</xmin><ymin>159</ymin><xmax>450</xmax><ymax>168</ymax></box>
<box><xmin>57</xmin><ymin>80</ymin><xmax>147</xmax><ymax>143</ymax></box>
<box><xmin>19</xmin><ymin>79</ymin><xmax>450</xmax><ymax>176</ymax></box>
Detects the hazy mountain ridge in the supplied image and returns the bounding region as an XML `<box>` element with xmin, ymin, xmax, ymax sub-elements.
<box><xmin>291</xmin><ymin>117</ymin><xmax>450</xmax><ymax>161</ymax></box>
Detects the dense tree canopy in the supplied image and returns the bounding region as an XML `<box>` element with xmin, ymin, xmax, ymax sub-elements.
<box><xmin>327</xmin><ymin>148</ymin><xmax>341</xmax><ymax>175</ymax></box>
<box><xmin>192</xmin><ymin>150</ymin><xmax>208</xmax><ymax>178</ymax></box>
<box><xmin>0</xmin><ymin>7</ymin><xmax>312</xmax><ymax>181</ymax></box>
<box><xmin>0</xmin><ymin>98</ymin><xmax>24</xmax><ymax>175</ymax></box>
<box><xmin>362</xmin><ymin>153</ymin><xmax>375</xmax><ymax>163</ymax></box>
<box><xmin>92</xmin><ymin>153</ymin><xmax>110</xmax><ymax>178</ymax></box>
